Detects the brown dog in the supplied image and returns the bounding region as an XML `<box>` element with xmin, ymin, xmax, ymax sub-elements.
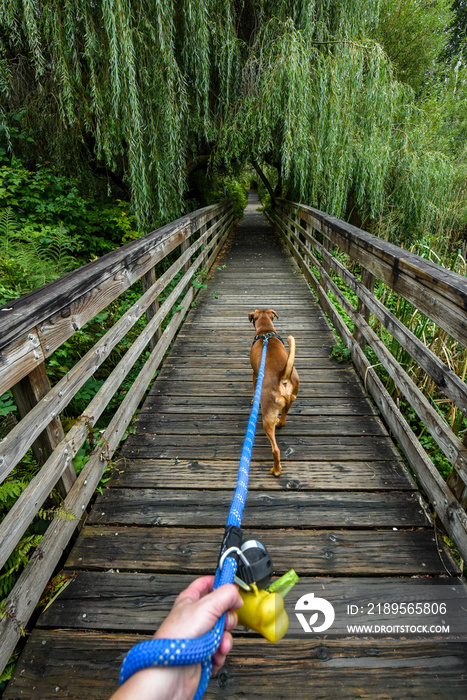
<box><xmin>249</xmin><ymin>309</ymin><xmax>300</xmax><ymax>476</ymax></box>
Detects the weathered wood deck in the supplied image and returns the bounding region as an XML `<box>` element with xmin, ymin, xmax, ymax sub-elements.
<box><xmin>4</xmin><ymin>193</ymin><xmax>466</xmax><ymax>698</ymax></box>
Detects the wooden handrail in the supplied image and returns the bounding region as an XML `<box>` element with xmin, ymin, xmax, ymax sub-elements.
<box><xmin>277</xmin><ymin>199</ymin><xmax>467</xmax><ymax>347</ymax></box>
<box><xmin>0</xmin><ymin>200</ymin><xmax>234</xmax><ymax>675</ymax></box>
<box><xmin>0</xmin><ymin>203</ymin><xmax>229</xmax><ymax>395</ymax></box>
<box><xmin>276</xmin><ymin>198</ymin><xmax>467</xmax><ymax>563</ymax></box>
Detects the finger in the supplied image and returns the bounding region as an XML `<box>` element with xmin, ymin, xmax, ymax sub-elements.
<box><xmin>174</xmin><ymin>575</ymin><xmax>215</xmax><ymax>605</ymax></box>
<box><xmin>172</xmin><ymin>584</ymin><xmax>241</xmax><ymax>640</ymax></box>
<box><xmin>194</xmin><ymin>584</ymin><xmax>243</xmax><ymax>631</ymax></box>
<box><xmin>225</xmin><ymin>610</ymin><xmax>238</xmax><ymax>631</ymax></box>
<box><xmin>212</xmin><ymin>631</ymin><xmax>233</xmax><ymax>674</ymax></box>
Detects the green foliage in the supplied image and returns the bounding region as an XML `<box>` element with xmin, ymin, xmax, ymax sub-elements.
<box><xmin>0</xmin><ymin>534</ymin><xmax>42</xmax><ymax>598</ymax></box>
<box><xmin>329</xmin><ymin>342</ymin><xmax>351</xmax><ymax>363</ymax></box>
<box><xmin>0</xmin><ymin>154</ymin><xmax>142</xmax><ymax>258</ymax></box>
<box><xmin>0</xmin><ymin>392</ymin><xmax>15</xmax><ymax>417</ymax></box>
<box><xmin>188</xmin><ymin>170</ymin><xmax>248</xmax><ymax>220</ymax></box>
<box><xmin>0</xmin><ymin>653</ymin><xmax>16</xmax><ymax>691</ymax></box>
<box><xmin>0</xmin><ymin>206</ymin><xmax>79</xmax><ymax>301</ymax></box>
<box><xmin>192</xmin><ymin>280</ymin><xmax>207</xmax><ymax>290</ymax></box>
<box><xmin>0</xmin><ymin>0</ymin><xmax>464</xmax><ymax>243</ymax></box>
<box><xmin>206</xmin><ymin>176</ymin><xmax>247</xmax><ymax>220</ymax></box>
<box><xmin>375</xmin><ymin>0</ymin><xmax>454</xmax><ymax>93</ymax></box>
<box><xmin>0</xmin><ymin>479</ymin><xmax>28</xmax><ymax>509</ymax></box>
<box><xmin>445</xmin><ymin>0</ymin><xmax>467</xmax><ymax>61</ymax></box>
<box><xmin>0</xmin><ymin>480</ymin><xmax>45</xmax><ymax>604</ymax></box>
<box><xmin>0</xmin><ymin>151</ymin><xmax>144</xmax><ymax>305</ymax></box>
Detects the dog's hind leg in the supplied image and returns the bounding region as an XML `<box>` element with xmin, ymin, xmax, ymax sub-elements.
<box><xmin>263</xmin><ymin>413</ymin><xmax>281</xmax><ymax>476</ymax></box>
<box><xmin>277</xmin><ymin>375</ymin><xmax>300</xmax><ymax>427</ymax></box>
<box><xmin>277</xmin><ymin>393</ymin><xmax>297</xmax><ymax>428</ymax></box>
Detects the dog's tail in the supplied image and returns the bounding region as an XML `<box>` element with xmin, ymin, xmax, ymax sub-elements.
<box><xmin>280</xmin><ymin>335</ymin><xmax>296</xmax><ymax>383</ymax></box>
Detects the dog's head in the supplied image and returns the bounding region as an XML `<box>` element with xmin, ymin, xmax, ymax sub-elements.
<box><xmin>248</xmin><ymin>309</ymin><xmax>279</xmax><ymax>331</ymax></box>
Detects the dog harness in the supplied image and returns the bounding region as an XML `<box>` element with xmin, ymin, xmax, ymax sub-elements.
<box><xmin>252</xmin><ymin>331</ymin><xmax>285</xmax><ymax>347</ymax></box>
<box><xmin>119</xmin><ymin>337</ymin><xmax>271</xmax><ymax>699</ymax></box>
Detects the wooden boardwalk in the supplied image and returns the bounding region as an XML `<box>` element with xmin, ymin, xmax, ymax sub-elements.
<box><xmin>5</xmin><ymin>193</ymin><xmax>466</xmax><ymax>698</ymax></box>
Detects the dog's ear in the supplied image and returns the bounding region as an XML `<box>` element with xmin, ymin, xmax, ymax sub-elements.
<box><xmin>269</xmin><ymin>309</ymin><xmax>279</xmax><ymax>320</ymax></box>
<box><xmin>248</xmin><ymin>310</ymin><xmax>258</xmax><ymax>323</ymax></box>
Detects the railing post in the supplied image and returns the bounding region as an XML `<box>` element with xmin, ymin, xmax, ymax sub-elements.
<box><xmin>181</xmin><ymin>229</ymin><xmax>191</xmax><ymax>274</ymax></box>
<box><xmin>141</xmin><ymin>268</ymin><xmax>162</xmax><ymax>351</ymax></box>
<box><xmin>303</xmin><ymin>220</ymin><xmax>312</xmax><ymax>268</ymax></box>
<box><xmin>320</xmin><ymin>234</ymin><xmax>333</xmax><ymax>294</ymax></box>
<box><xmin>281</xmin><ymin>203</ymin><xmax>293</xmax><ymax>254</ymax></box>
<box><xmin>10</xmin><ymin>363</ymin><xmax>75</xmax><ymax>497</ymax></box>
<box><xmin>447</xmin><ymin>435</ymin><xmax>467</xmax><ymax>510</ymax></box>
<box><xmin>353</xmin><ymin>268</ymin><xmax>375</xmax><ymax>350</ymax></box>
<box><xmin>198</xmin><ymin>220</ymin><xmax>208</xmax><ymax>267</ymax></box>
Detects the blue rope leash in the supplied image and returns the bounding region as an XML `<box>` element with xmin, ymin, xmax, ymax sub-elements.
<box><xmin>119</xmin><ymin>338</ymin><xmax>269</xmax><ymax>698</ymax></box>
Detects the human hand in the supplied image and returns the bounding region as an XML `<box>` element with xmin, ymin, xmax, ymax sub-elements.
<box><xmin>110</xmin><ymin>576</ymin><xmax>242</xmax><ymax>700</ymax></box>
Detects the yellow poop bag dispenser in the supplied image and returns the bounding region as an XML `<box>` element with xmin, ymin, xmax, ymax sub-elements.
<box><xmin>234</xmin><ymin>540</ymin><xmax>299</xmax><ymax>642</ymax></box>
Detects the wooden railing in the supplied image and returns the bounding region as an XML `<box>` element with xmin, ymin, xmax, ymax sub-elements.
<box><xmin>0</xmin><ymin>200</ymin><xmax>233</xmax><ymax>672</ymax></box>
<box><xmin>276</xmin><ymin>199</ymin><xmax>467</xmax><ymax>563</ymax></box>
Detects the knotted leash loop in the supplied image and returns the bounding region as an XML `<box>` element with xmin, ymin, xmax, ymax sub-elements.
<box><xmin>119</xmin><ymin>338</ymin><xmax>270</xmax><ymax>699</ymax></box>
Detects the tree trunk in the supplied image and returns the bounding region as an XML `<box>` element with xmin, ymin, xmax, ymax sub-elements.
<box><xmin>251</xmin><ymin>159</ymin><xmax>276</xmax><ymax>208</ymax></box>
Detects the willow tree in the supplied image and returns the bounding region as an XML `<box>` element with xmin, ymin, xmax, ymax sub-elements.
<box><xmin>0</xmin><ymin>0</ymin><xmax>461</xmax><ymax>240</ymax></box>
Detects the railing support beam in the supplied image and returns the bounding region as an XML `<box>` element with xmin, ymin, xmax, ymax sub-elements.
<box><xmin>11</xmin><ymin>364</ymin><xmax>75</xmax><ymax>497</ymax></box>
<box><xmin>353</xmin><ymin>268</ymin><xmax>375</xmax><ymax>350</ymax></box>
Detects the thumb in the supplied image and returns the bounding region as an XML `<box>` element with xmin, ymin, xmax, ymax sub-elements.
<box><xmin>190</xmin><ymin>584</ymin><xmax>243</xmax><ymax>637</ymax></box>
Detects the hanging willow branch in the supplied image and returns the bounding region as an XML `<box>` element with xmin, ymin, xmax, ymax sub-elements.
<box><xmin>0</xmin><ymin>0</ymin><xmax>459</xmax><ymax>240</ymax></box>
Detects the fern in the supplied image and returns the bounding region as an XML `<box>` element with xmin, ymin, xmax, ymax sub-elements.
<box><xmin>37</xmin><ymin>505</ymin><xmax>77</xmax><ymax>521</ymax></box>
<box><xmin>0</xmin><ymin>480</ymin><xmax>28</xmax><ymax>509</ymax></box>
<box><xmin>0</xmin><ymin>534</ymin><xmax>43</xmax><ymax>599</ymax></box>
<box><xmin>0</xmin><ymin>207</ymin><xmax>80</xmax><ymax>296</ymax></box>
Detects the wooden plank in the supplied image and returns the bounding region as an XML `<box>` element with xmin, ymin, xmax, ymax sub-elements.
<box><xmin>181</xmin><ymin>333</ymin><xmax>329</xmax><ymax>345</ymax></box>
<box><xmin>168</xmin><ymin>342</ymin><xmax>336</xmax><ymax>358</ymax></box>
<box><xmin>195</xmin><ymin>297</ymin><xmax>315</xmax><ymax>305</ymax></box>
<box><xmin>147</xmin><ymin>380</ymin><xmax>366</xmax><ymax>397</ymax></box>
<box><xmin>5</xmin><ymin>631</ymin><xmax>467</xmax><ymax>700</ymax></box>
<box><xmin>354</xmin><ymin>267</ymin><xmax>375</xmax><ymax>349</ymax></box>
<box><xmin>182</xmin><ymin>321</ymin><xmax>326</xmax><ymax>330</ymax></box>
<box><xmin>174</xmin><ymin>331</ymin><xmax>333</xmax><ymax>340</ymax></box>
<box><xmin>188</xmin><ymin>310</ymin><xmax>325</xmax><ymax>319</ymax></box>
<box><xmin>140</xmin><ymin>395</ymin><xmax>377</xmax><ymax>415</ymax></box>
<box><xmin>161</xmin><ymin>355</ymin><xmax>348</xmax><ymax>369</ymax></box>
<box><xmin>156</xmin><ymin>367</ymin><xmax>362</xmax><ymax>384</ymax></box>
<box><xmin>133</xmin><ymin>414</ymin><xmax>387</xmax><ymax>437</ymax></box>
<box><xmin>66</xmin><ymin>526</ymin><xmax>459</xmax><ymax>575</ymax></box>
<box><xmin>109</xmin><ymin>458</ymin><xmax>415</xmax><ymax>491</ymax></box>
<box><xmin>0</xmin><ymin>330</ymin><xmax>46</xmax><ymax>397</ymax></box>
<box><xmin>88</xmin><ymin>488</ymin><xmax>429</xmax><ymax>528</ymax></box>
<box><xmin>140</xmin><ymin>265</ymin><xmax>161</xmax><ymax>350</ymax></box>
<box><xmin>37</xmin><ymin>572</ymin><xmax>463</xmax><ymax>632</ymax></box>
<box><xmin>121</xmin><ymin>434</ymin><xmax>401</xmax><ymax>461</ymax></box>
